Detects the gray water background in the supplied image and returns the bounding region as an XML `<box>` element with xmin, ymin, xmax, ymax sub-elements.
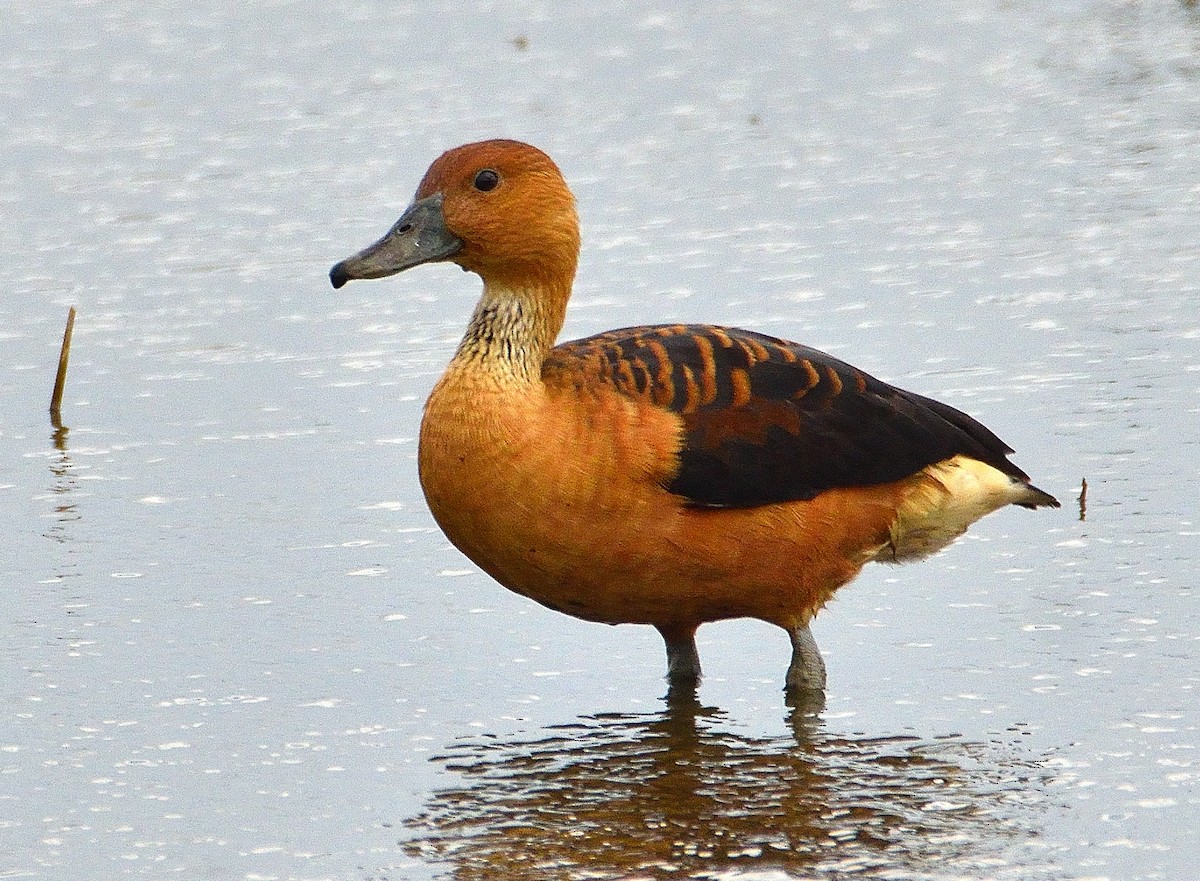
<box><xmin>2</xmin><ymin>2</ymin><xmax>1197</xmax><ymax>879</ymax></box>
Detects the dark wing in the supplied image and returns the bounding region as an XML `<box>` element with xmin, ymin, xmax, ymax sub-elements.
<box><xmin>546</xmin><ymin>324</ymin><xmax>1034</xmax><ymax>509</ymax></box>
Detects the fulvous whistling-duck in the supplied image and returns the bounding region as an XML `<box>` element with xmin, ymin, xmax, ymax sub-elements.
<box><xmin>330</xmin><ymin>139</ymin><xmax>1059</xmax><ymax>698</ymax></box>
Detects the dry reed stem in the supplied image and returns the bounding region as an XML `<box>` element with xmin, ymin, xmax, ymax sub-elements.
<box><xmin>50</xmin><ymin>306</ymin><xmax>76</xmax><ymax>424</ymax></box>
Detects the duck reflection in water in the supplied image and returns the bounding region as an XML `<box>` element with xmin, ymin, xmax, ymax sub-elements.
<box><xmin>401</xmin><ymin>695</ymin><xmax>1051</xmax><ymax>880</ymax></box>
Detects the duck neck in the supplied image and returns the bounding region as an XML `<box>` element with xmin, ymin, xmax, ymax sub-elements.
<box><xmin>451</xmin><ymin>281</ymin><xmax>569</xmax><ymax>386</ymax></box>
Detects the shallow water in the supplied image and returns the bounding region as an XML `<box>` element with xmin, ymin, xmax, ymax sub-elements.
<box><xmin>2</xmin><ymin>1</ymin><xmax>1197</xmax><ymax>879</ymax></box>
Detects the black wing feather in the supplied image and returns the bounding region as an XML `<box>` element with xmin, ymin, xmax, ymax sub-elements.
<box><xmin>547</xmin><ymin>324</ymin><xmax>1033</xmax><ymax>509</ymax></box>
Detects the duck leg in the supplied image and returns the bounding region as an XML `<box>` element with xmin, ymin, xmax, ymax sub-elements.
<box><xmin>657</xmin><ymin>623</ymin><xmax>702</xmax><ymax>686</ymax></box>
<box><xmin>785</xmin><ymin>622</ymin><xmax>827</xmax><ymax>694</ymax></box>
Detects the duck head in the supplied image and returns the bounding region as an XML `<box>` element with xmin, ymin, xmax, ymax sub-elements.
<box><xmin>330</xmin><ymin>139</ymin><xmax>580</xmax><ymax>292</ymax></box>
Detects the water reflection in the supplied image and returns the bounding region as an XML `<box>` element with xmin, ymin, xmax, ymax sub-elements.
<box><xmin>44</xmin><ymin>423</ymin><xmax>81</xmax><ymax>546</ymax></box>
<box><xmin>404</xmin><ymin>697</ymin><xmax>1052</xmax><ymax>880</ymax></box>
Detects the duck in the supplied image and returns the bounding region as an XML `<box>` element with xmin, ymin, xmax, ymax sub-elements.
<box><xmin>329</xmin><ymin>139</ymin><xmax>1059</xmax><ymax>698</ymax></box>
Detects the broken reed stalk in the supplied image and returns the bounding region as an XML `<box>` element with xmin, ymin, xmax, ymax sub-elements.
<box><xmin>1078</xmin><ymin>477</ymin><xmax>1088</xmax><ymax>522</ymax></box>
<box><xmin>50</xmin><ymin>306</ymin><xmax>76</xmax><ymax>425</ymax></box>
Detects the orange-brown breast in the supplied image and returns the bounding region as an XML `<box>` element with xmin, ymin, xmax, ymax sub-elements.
<box><xmin>416</xmin><ymin>342</ymin><xmax>921</xmax><ymax>631</ymax></box>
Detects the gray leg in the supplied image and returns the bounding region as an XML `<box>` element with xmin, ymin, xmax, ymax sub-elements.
<box><xmin>657</xmin><ymin>624</ymin><xmax>702</xmax><ymax>685</ymax></box>
<box><xmin>786</xmin><ymin>622</ymin><xmax>827</xmax><ymax>694</ymax></box>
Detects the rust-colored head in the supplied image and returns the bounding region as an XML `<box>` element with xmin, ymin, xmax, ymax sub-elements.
<box><xmin>418</xmin><ymin>140</ymin><xmax>579</xmax><ymax>286</ymax></box>
<box><xmin>331</xmin><ymin>139</ymin><xmax>580</xmax><ymax>291</ymax></box>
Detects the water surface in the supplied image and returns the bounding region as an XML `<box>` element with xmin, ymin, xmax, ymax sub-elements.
<box><xmin>2</xmin><ymin>1</ymin><xmax>1197</xmax><ymax>879</ymax></box>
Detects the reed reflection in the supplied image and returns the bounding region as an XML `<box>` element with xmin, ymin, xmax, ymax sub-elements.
<box><xmin>404</xmin><ymin>695</ymin><xmax>1050</xmax><ymax>880</ymax></box>
<box><xmin>44</xmin><ymin>423</ymin><xmax>81</xmax><ymax>546</ymax></box>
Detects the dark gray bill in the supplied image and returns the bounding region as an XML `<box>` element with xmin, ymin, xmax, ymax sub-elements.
<box><xmin>329</xmin><ymin>193</ymin><xmax>463</xmax><ymax>289</ymax></box>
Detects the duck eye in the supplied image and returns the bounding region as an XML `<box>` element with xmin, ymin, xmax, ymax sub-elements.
<box><xmin>473</xmin><ymin>169</ymin><xmax>500</xmax><ymax>192</ymax></box>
